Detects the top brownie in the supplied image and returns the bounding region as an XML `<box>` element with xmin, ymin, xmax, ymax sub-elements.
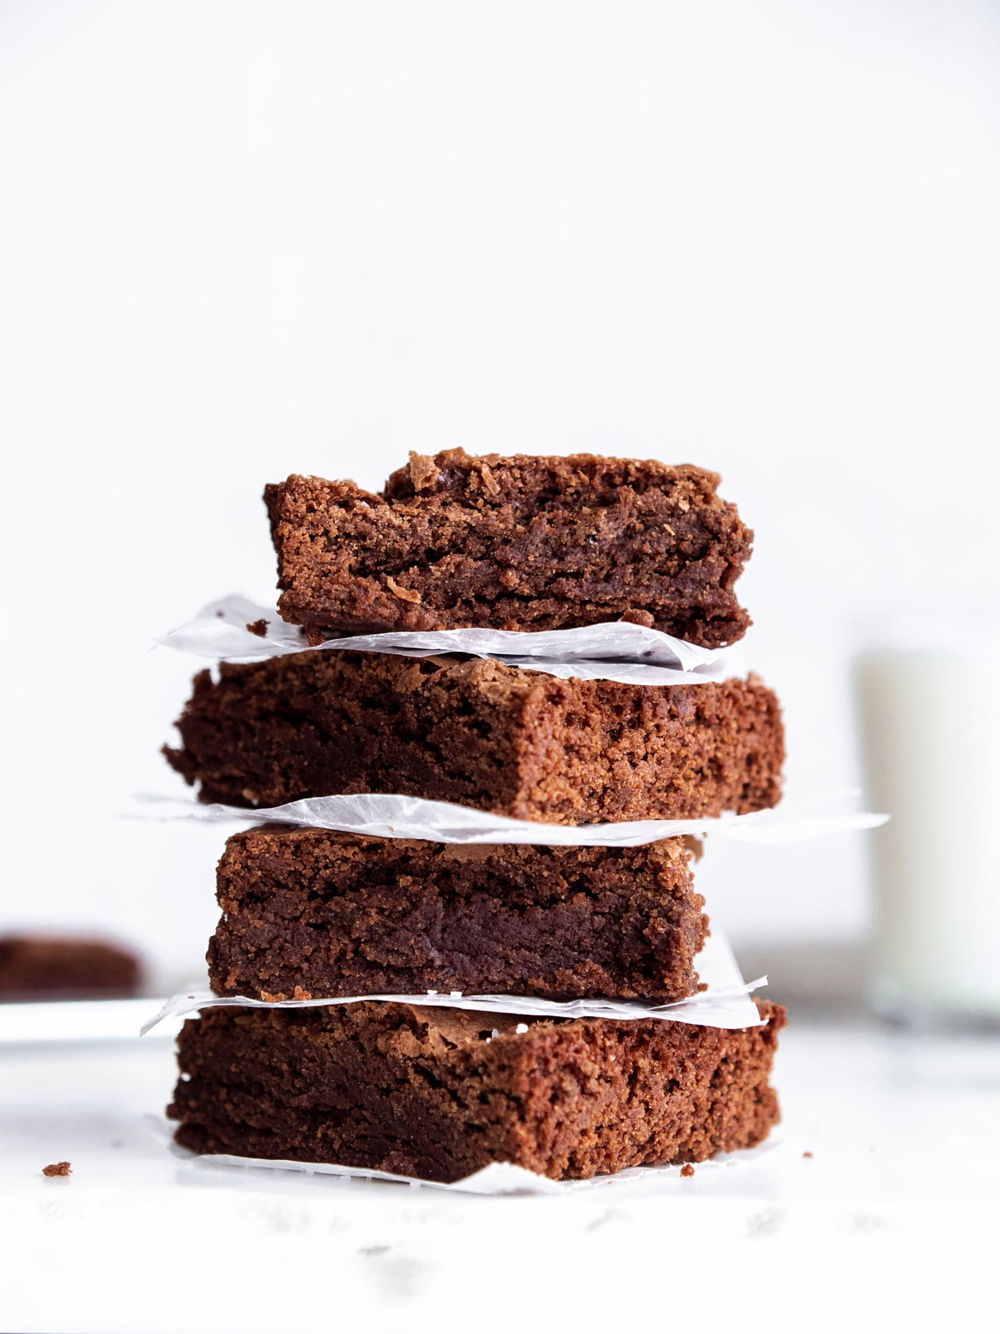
<box><xmin>265</xmin><ymin>450</ymin><xmax>753</xmax><ymax>647</ymax></box>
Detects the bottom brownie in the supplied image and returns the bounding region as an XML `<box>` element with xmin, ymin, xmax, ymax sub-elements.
<box><xmin>169</xmin><ymin>1000</ymin><xmax>784</xmax><ymax>1182</ymax></box>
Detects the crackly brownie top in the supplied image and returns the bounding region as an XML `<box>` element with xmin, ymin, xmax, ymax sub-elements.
<box><xmin>382</xmin><ymin>450</ymin><xmax>722</xmax><ymax>508</ymax></box>
<box><xmin>265</xmin><ymin>449</ymin><xmax>753</xmax><ymax>646</ymax></box>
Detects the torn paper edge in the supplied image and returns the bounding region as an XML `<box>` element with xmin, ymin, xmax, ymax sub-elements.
<box><xmin>141</xmin><ymin>932</ymin><xmax>764</xmax><ymax>1036</ymax></box>
<box><xmin>133</xmin><ymin>789</ymin><xmax>889</xmax><ymax>848</ymax></box>
<box><xmin>156</xmin><ymin>594</ymin><xmax>747</xmax><ymax>685</ymax></box>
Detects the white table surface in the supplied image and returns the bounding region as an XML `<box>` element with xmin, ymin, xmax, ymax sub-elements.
<box><xmin>2</xmin><ymin>1007</ymin><xmax>998</xmax><ymax>1334</ymax></box>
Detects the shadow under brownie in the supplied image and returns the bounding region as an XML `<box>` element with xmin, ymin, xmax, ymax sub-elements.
<box><xmin>165</xmin><ymin>651</ymin><xmax>783</xmax><ymax>824</ymax></box>
<box><xmin>265</xmin><ymin>450</ymin><xmax>754</xmax><ymax>646</ymax></box>
<box><xmin>209</xmin><ymin>828</ymin><xmax>707</xmax><ymax>1002</ymax></box>
<box><xmin>169</xmin><ymin>1000</ymin><xmax>785</xmax><ymax>1182</ymax></box>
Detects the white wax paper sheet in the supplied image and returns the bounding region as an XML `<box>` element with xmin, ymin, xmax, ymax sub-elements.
<box><xmin>168</xmin><ymin>1138</ymin><xmax>782</xmax><ymax>1196</ymax></box>
<box><xmin>157</xmin><ymin>594</ymin><xmax>746</xmax><ymax>685</ymax></box>
<box><xmin>135</xmin><ymin>789</ymin><xmax>888</xmax><ymax>848</ymax></box>
<box><xmin>141</xmin><ymin>932</ymin><xmax>764</xmax><ymax>1036</ymax></box>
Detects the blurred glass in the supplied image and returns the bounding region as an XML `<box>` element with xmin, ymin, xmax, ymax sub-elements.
<box><xmin>855</xmin><ymin>621</ymin><xmax>1000</xmax><ymax>1026</ymax></box>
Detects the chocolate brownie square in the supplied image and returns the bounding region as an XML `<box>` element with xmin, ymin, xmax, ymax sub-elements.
<box><xmin>0</xmin><ymin>935</ymin><xmax>143</xmax><ymax>999</ymax></box>
<box><xmin>265</xmin><ymin>450</ymin><xmax>753</xmax><ymax>646</ymax></box>
<box><xmin>169</xmin><ymin>1000</ymin><xmax>785</xmax><ymax>1182</ymax></box>
<box><xmin>208</xmin><ymin>828</ymin><xmax>707</xmax><ymax>1002</ymax></box>
<box><xmin>165</xmin><ymin>652</ymin><xmax>783</xmax><ymax>824</ymax></box>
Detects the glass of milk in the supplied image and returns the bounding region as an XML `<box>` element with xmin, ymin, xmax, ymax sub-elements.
<box><xmin>855</xmin><ymin>624</ymin><xmax>1000</xmax><ymax>1026</ymax></box>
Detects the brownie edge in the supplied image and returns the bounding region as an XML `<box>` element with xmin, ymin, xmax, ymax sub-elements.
<box><xmin>168</xmin><ymin>1000</ymin><xmax>785</xmax><ymax>1182</ymax></box>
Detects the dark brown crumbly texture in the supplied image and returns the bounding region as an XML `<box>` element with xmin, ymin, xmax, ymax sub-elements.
<box><xmin>209</xmin><ymin>828</ymin><xmax>707</xmax><ymax>1002</ymax></box>
<box><xmin>165</xmin><ymin>652</ymin><xmax>783</xmax><ymax>824</ymax></box>
<box><xmin>0</xmin><ymin>935</ymin><xmax>143</xmax><ymax>1000</ymax></box>
<box><xmin>265</xmin><ymin>450</ymin><xmax>753</xmax><ymax>647</ymax></box>
<box><xmin>42</xmin><ymin>1161</ymin><xmax>72</xmax><ymax>1177</ymax></box>
<box><xmin>169</xmin><ymin>1000</ymin><xmax>784</xmax><ymax>1182</ymax></box>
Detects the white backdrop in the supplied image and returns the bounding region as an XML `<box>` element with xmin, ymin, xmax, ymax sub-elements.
<box><xmin>1</xmin><ymin>0</ymin><xmax>998</xmax><ymax>986</ymax></box>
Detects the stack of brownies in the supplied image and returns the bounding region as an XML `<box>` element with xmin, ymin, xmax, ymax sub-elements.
<box><xmin>165</xmin><ymin>450</ymin><xmax>787</xmax><ymax>1183</ymax></box>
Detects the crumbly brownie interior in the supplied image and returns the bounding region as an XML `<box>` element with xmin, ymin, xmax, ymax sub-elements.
<box><xmin>265</xmin><ymin>450</ymin><xmax>753</xmax><ymax>646</ymax></box>
<box><xmin>164</xmin><ymin>651</ymin><xmax>783</xmax><ymax>823</ymax></box>
<box><xmin>169</xmin><ymin>1000</ymin><xmax>784</xmax><ymax>1181</ymax></box>
<box><xmin>209</xmin><ymin>828</ymin><xmax>707</xmax><ymax>1002</ymax></box>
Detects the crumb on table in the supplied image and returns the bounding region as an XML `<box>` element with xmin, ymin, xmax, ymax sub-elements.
<box><xmin>42</xmin><ymin>1161</ymin><xmax>72</xmax><ymax>1177</ymax></box>
<box><xmin>680</xmin><ymin>1163</ymin><xmax>695</xmax><ymax>1178</ymax></box>
<box><xmin>245</xmin><ymin>619</ymin><xmax>268</xmax><ymax>637</ymax></box>
<box><xmin>802</xmin><ymin>1150</ymin><xmax>814</xmax><ymax>1159</ymax></box>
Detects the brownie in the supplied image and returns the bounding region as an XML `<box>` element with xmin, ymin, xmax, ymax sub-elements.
<box><xmin>264</xmin><ymin>450</ymin><xmax>753</xmax><ymax>647</ymax></box>
<box><xmin>169</xmin><ymin>1000</ymin><xmax>785</xmax><ymax>1182</ymax></box>
<box><xmin>165</xmin><ymin>652</ymin><xmax>783</xmax><ymax>824</ymax></box>
<box><xmin>208</xmin><ymin>828</ymin><xmax>707</xmax><ymax>1002</ymax></box>
<box><xmin>0</xmin><ymin>935</ymin><xmax>143</xmax><ymax>1000</ymax></box>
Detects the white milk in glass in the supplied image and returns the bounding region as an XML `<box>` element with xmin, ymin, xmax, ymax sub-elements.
<box><xmin>856</xmin><ymin>642</ymin><xmax>1000</xmax><ymax>1022</ymax></box>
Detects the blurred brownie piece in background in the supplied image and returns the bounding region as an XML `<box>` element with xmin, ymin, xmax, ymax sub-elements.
<box><xmin>0</xmin><ymin>934</ymin><xmax>143</xmax><ymax>1000</ymax></box>
<box><xmin>169</xmin><ymin>1000</ymin><xmax>785</xmax><ymax>1182</ymax></box>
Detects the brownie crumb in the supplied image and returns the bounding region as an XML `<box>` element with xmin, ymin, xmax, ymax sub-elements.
<box><xmin>42</xmin><ymin>1161</ymin><xmax>72</xmax><ymax>1177</ymax></box>
<box><xmin>245</xmin><ymin>619</ymin><xmax>269</xmax><ymax>637</ymax></box>
<box><xmin>802</xmin><ymin>1151</ymin><xmax>814</xmax><ymax>1159</ymax></box>
<box><xmin>680</xmin><ymin>1163</ymin><xmax>696</xmax><ymax>1178</ymax></box>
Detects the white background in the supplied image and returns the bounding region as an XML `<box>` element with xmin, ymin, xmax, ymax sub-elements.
<box><xmin>1</xmin><ymin>0</ymin><xmax>999</xmax><ymax>987</ymax></box>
